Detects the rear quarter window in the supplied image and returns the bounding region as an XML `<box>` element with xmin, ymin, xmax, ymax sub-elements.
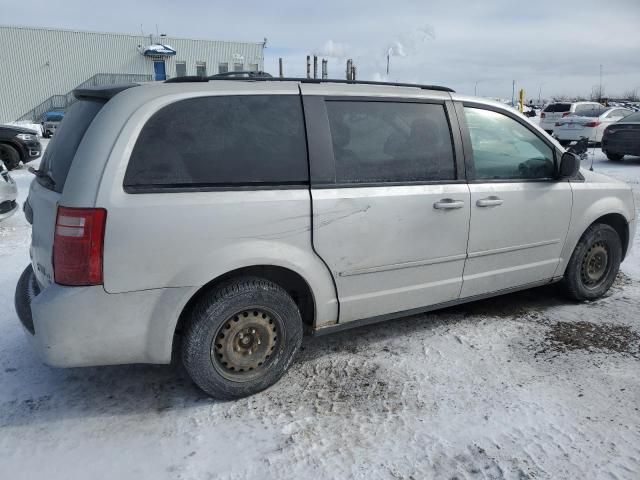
<box><xmin>38</xmin><ymin>100</ymin><xmax>105</xmax><ymax>192</ymax></box>
<box><xmin>124</xmin><ymin>95</ymin><xmax>308</xmax><ymax>190</ymax></box>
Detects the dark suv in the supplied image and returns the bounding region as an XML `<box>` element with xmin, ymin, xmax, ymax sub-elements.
<box><xmin>0</xmin><ymin>124</ymin><xmax>42</xmax><ymax>170</ymax></box>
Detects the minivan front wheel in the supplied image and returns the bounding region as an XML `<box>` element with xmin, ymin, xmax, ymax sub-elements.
<box><xmin>563</xmin><ymin>224</ymin><xmax>622</xmax><ymax>301</ymax></box>
<box><xmin>181</xmin><ymin>276</ymin><xmax>303</xmax><ymax>399</ymax></box>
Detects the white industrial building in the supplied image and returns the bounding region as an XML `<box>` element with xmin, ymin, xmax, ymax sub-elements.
<box><xmin>0</xmin><ymin>25</ymin><xmax>265</xmax><ymax>122</ymax></box>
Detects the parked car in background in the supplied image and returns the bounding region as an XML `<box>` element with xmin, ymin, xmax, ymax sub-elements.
<box><xmin>0</xmin><ymin>160</ymin><xmax>19</xmax><ymax>221</ymax></box>
<box><xmin>554</xmin><ymin>107</ymin><xmax>632</xmax><ymax>145</ymax></box>
<box><xmin>14</xmin><ymin>79</ymin><xmax>636</xmax><ymax>399</ymax></box>
<box><xmin>0</xmin><ymin>124</ymin><xmax>42</xmax><ymax>170</ymax></box>
<box><xmin>540</xmin><ymin>101</ymin><xmax>603</xmax><ymax>134</ymax></box>
<box><xmin>602</xmin><ymin>110</ymin><xmax>640</xmax><ymax>161</ymax></box>
<box><xmin>41</xmin><ymin>111</ymin><xmax>65</xmax><ymax>138</ymax></box>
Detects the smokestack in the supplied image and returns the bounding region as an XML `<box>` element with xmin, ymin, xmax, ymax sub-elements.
<box><xmin>306</xmin><ymin>55</ymin><xmax>311</xmax><ymax>79</ymax></box>
<box><xmin>313</xmin><ymin>56</ymin><xmax>318</xmax><ymax>79</ymax></box>
<box><xmin>351</xmin><ymin>64</ymin><xmax>357</xmax><ymax>81</ymax></box>
<box><xmin>346</xmin><ymin>59</ymin><xmax>352</xmax><ymax>80</ymax></box>
<box><xmin>278</xmin><ymin>58</ymin><xmax>283</xmax><ymax>78</ymax></box>
<box><xmin>322</xmin><ymin>59</ymin><xmax>328</xmax><ymax>80</ymax></box>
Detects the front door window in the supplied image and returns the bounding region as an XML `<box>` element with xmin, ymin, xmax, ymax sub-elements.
<box><xmin>464</xmin><ymin>107</ymin><xmax>555</xmax><ymax>180</ymax></box>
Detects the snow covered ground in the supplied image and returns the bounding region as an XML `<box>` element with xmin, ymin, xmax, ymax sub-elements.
<box><xmin>1</xmin><ymin>143</ymin><xmax>639</xmax><ymax>479</ymax></box>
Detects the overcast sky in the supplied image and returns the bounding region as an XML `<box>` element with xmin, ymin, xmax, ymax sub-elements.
<box><xmin>3</xmin><ymin>0</ymin><xmax>639</xmax><ymax>100</ymax></box>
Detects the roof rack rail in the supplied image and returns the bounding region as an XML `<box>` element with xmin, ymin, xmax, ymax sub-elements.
<box><xmin>165</xmin><ymin>74</ymin><xmax>454</xmax><ymax>92</ymax></box>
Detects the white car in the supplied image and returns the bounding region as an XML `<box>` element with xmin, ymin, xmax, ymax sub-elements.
<box><xmin>539</xmin><ymin>101</ymin><xmax>603</xmax><ymax>134</ymax></box>
<box><xmin>554</xmin><ymin>107</ymin><xmax>633</xmax><ymax>144</ymax></box>
<box><xmin>0</xmin><ymin>160</ymin><xmax>19</xmax><ymax>221</ymax></box>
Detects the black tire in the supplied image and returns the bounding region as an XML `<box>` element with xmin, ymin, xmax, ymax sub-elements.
<box><xmin>606</xmin><ymin>153</ymin><xmax>624</xmax><ymax>161</ymax></box>
<box><xmin>181</xmin><ymin>276</ymin><xmax>303</xmax><ymax>399</ymax></box>
<box><xmin>0</xmin><ymin>144</ymin><xmax>20</xmax><ymax>170</ymax></box>
<box><xmin>15</xmin><ymin>265</ymin><xmax>39</xmax><ymax>334</ymax></box>
<box><xmin>563</xmin><ymin>224</ymin><xmax>622</xmax><ymax>301</ymax></box>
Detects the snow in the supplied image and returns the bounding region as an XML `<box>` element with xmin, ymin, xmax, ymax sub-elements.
<box><xmin>1</xmin><ymin>143</ymin><xmax>639</xmax><ymax>479</ymax></box>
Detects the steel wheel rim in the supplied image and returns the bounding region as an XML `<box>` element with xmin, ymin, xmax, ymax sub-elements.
<box><xmin>210</xmin><ymin>307</ymin><xmax>282</xmax><ymax>382</ymax></box>
<box><xmin>581</xmin><ymin>241</ymin><xmax>610</xmax><ymax>288</ymax></box>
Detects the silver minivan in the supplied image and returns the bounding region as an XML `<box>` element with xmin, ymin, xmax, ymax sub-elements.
<box><xmin>15</xmin><ymin>78</ymin><xmax>636</xmax><ymax>398</ymax></box>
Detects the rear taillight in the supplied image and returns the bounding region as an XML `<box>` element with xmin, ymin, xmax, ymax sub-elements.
<box><xmin>541</xmin><ymin>112</ymin><xmax>546</xmax><ymax>118</ymax></box>
<box><xmin>53</xmin><ymin>207</ymin><xmax>107</xmax><ymax>286</ymax></box>
<box><xmin>562</xmin><ymin>112</ymin><xmax>571</xmax><ymax>117</ymax></box>
<box><xmin>584</xmin><ymin>121</ymin><xmax>600</xmax><ymax>127</ymax></box>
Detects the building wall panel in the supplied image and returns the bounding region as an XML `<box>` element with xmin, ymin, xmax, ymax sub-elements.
<box><xmin>0</xmin><ymin>25</ymin><xmax>264</xmax><ymax>122</ymax></box>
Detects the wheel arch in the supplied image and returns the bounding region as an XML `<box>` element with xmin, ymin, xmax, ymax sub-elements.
<box><xmin>171</xmin><ymin>265</ymin><xmax>320</xmax><ymax>359</ymax></box>
<box><xmin>0</xmin><ymin>141</ymin><xmax>25</xmax><ymax>161</ymax></box>
<box><xmin>592</xmin><ymin>213</ymin><xmax>630</xmax><ymax>260</ymax></box>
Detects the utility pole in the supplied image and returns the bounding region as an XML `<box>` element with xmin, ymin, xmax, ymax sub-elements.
<box><xmin>538</xmin><ymin>83</ymin><xmax>544</xmax><ymax>106</ymax></box>
<box><xmin>474</xmin><ymin>81</ymin><xmax>479</xmax><ymax>96</ymax></box>
<box><xmin>278</xmin><ymin>58</ymin><xmax>283</xmax><ymax>78</ymax></box>
<box><xmin>386</xmin><ymin>49</ymin><xmax>391</xmax><ymax>76</ymax></box>
<box><xmin>599</xmin><ymin>64</ymin><xmax>603</xmax><ymax>101</ymax></box>
<box><xmin>511</xmin><ymin>80</ymin><xmax>516</xmax><ymax>107</ymax></box>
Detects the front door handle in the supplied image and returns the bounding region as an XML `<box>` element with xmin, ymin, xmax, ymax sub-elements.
<box><xmin>476</xmin><ymin>196</ymin><xmax>504</xmax><ymax>207</ymax></box>
<box><xmin>434</xmin><ymin>198</ymin><xmax>465</xmax><ymax>210</ymax></box>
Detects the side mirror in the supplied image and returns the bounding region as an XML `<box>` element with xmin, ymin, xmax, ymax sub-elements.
<box><xmin>558</xmin><ymin>151</ymin><xmax>580</xmax><ymax>179</ymax></box>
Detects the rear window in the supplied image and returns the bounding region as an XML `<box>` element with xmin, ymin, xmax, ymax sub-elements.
<box><xmin>623</xmin><ymin>112</ymin><xmax>640</xmax><ymax>122</ymax></box>
<box><xmin>543</xmin><ymin>103</ymin><xmax>571</xmax><ymax>113</ymax></box>
<box><xmin>38</xmin><ymin>100</ymin><xmax>105</xmax><ymax>192</ymax></box>
<box><xmin>124</xmin><ymin>95</ymin><xmax>308</xmax><ymax>190</ymax></box>
<box><xmin>573</xmin><ymin>108</ymin><xmax>607</xmax><ymax>118</ymax></box>
<box><xmin>325</xmin><ymin>101</ymin><xmax>456</xmax><ymax>184</ymax></box>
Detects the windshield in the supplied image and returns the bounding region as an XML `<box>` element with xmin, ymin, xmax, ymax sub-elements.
<box><xmin>38</xmin><ymin>100</ymin><xmax>105</xmax><ymax>192</ymax></box>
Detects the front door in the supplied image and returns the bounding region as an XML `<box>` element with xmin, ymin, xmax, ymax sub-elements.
<box><xmin>154</xmin><ymin>60</ymin><xmax>166</xmax><ymax>81</ymax></box>
<box><xmin>459</xmin><ymin>105</ymin><xmax>572</xmax><ymax>298</ymax></box>
<box><xmin>302</xmin><ymin>89</ymin><xmax>471</xmax><ymax>323</ymax></box>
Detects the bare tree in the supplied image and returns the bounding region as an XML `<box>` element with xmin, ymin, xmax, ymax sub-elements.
<box><xmin>591</xmin><ymin>84</ymin><xmax>605</xmax><ymax>102</ymax></box>
<box><xmin>551</xmin><ymin>94</ymin><xmax>569</xmax><ymax>102</ymax></box>
<box><xmin>623</xmin><ymin>87</ymin><xmax>639</xmax><ymax>102</ymax></box>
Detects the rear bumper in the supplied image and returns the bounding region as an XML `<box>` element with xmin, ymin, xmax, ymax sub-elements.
<box><xmin>602</xmin><ymin>138</ymin><xmax>640</xmax><ymax>156</ymax></box>
<box><xmin>555</xmin><ymin>129</ymin><xmax>597</xmax><ymax>142</ymax></box>
<box><xmin>17</xmin><ymin>140</ymin><xmax>42</xmax><ymax>162</ymax></box>
<box><xmin>15</xmin><ymin>265</ymin><xmax>194</xmax><ymax>367</ymax></box>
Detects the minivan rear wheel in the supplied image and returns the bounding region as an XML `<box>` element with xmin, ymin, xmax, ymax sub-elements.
<box><xmin>606</xmin><ymin>153</ymin><xmax>623</xmax><ymax>161</ymax></box>
<box><xmin>0</xmin><ymin>144</ymin><xmax>20</xmax><ymax>170</ymax></box>
<box><xmin>563</xmin><ymin>224</ymin><xmax>622</xmax><ymax>301</ymax></box>
<box><xmin>181</xmin><ymin>276</ymin><xmax>303</xmax><ymax>399</ymax></box>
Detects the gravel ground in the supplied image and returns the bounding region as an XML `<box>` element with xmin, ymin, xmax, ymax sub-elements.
<box><xmin>1</xmin><ymin>143</ymin><xmax>639</xmax><ymax>479</ymax></box>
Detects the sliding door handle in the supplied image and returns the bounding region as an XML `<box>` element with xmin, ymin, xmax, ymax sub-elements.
<box><xmin>476</xmin><ymin>196</ymin><xmax>503</xmax><ymax>207</ymax></box>
<box><xmin>434</xmin><ymin>198</ymin><xmax>465</xmax><ymax>210</ymax></box>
